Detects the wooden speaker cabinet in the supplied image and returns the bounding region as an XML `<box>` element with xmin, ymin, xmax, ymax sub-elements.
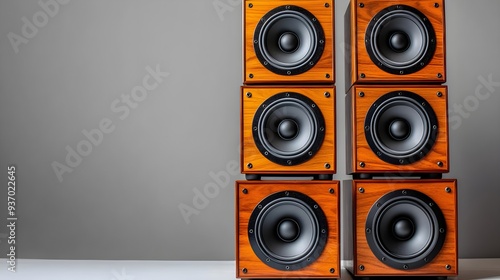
<box><xmin>236</xmin><ymin>180</ymin><xmax>340</xmax><ymax>278</ymax></box>
<box><xmin>243</xmin><ymin>0</ymin><xmax>335</xmax><ymax>84</ymax></box>
<box><xmin>342</xmin><ymin>179</ymin><xmax>458</xmax><ymax>277</ymax></box>
<box><xmin>346</xmin><ymin>85</ymin><xmax>448</xmax><ymax>176</ymax></box>
<box><xmin>241</xmin><ymin>86</ymin><xmax>335</xmax><ymax>178</ymax></box>
<box><xmin>344</xmin><ymin>0</ymin><xmax>446</xmax><ymax>86</ymax></box>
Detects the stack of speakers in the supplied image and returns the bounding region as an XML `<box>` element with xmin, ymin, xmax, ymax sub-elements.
<box><xmin>235</xmin><ymin>0</ymin><xmax>458</xmax><ymax>279</ymax></box>
<box><xmin>343</xmin><ymin>0</ymin><xmax>458</xmax><ymax>277</ymax></box>
<box><xmin>236</xmin><ymin>0</ymin><xmax>340</xmax><ymax>278</ymax></box>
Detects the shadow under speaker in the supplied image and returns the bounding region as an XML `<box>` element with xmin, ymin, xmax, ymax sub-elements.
<box><xmin>244</xmin><ymin>0</ymin><xmax>335</xmax><ymax>84</ymax></box>
<box><xmin>346</xmin><ymin>85</ymin><xmax>448</xmax><ymax>176</ymax></box>
<box><xmin>236</xmin><ymin>180</ymin><xmax>340</xmax><ymax>278</ymax></box>
<box><xmin>241</xmin><ymin>86</ymin><xmax>335</xmax><ymax>176</ymax></box>
<box><xmin>344</xmin><ymin>0</ymin><xmax>445</xmax><ymax>86</ymax></box>
<box><xmin>342</xmin><ymin>179</ymin><xmax>458</xmax><ymax>277</ymax></box>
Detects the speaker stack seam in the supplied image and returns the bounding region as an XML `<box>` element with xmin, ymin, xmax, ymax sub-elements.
<box><xmin>343</xmin><ymin>0</ymin><xmax>458</xmax><ymax>278</ymax></box>
<box><xmin>238</xmin><ymin>0</ymin><xmax>339</xmax><ymax>279</ymax></box>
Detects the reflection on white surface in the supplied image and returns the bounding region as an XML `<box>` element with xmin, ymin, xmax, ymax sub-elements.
<box><xmin>0</xmin><ymin>259</ymin><xmax>499</xmax><ymax>280</ymax></box>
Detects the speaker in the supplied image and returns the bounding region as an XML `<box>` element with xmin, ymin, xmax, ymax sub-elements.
<box><xmin>344</xmin><ymin>0</ymin><xmax>445</xmax><ymax>86</ymax></box>
<box><xmin>244</xmin><ymin>0</ymin><xmax>335</xmax><ymax>84</ymax></box>
<box><xmin>241</xmin><ymin>86</ymin><xmax>335</xmax><ymax>177</ymax></box>
<box><xmin>236</xmin><ymin>180</ymin><xmax>340</xmax><ymax>278</ymax></box>
<box><xmin>342</xmin><ymin>179</ymin><xmax>457</xmax><ymax>277</ymax></box>
<box><xmin>346</xmin><ymin>85</ymin><xmax>448</xmax><ymax>176</ymax></box>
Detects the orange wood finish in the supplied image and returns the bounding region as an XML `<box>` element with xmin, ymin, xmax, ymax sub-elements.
<box><xmin>351</xmin><ymin>179</ymin><xmax>458</xmax><ymax>276</ymax></box>
<box><xmin>241</xmin><ymin>86</ymin><xmax>336</xmax><ymax>174</ymax></box>
<box><xmin>346</xmin><ymin>85</ymin><xmax>449</xmax><ymax>174</ymax></box>
<box><xmin>243</xmin><ymin>0</ymin><xmax>334</xmax><ymax>84</ymax></box>
<box><xmin>235</xmin><ymin>180</ymin><xmax>340</xmax><ymax>278</ymax></box>
<box><xmin>345</xmin><ymin>0</ymin><xmax>446</xmax><ymax>86</ymax></box>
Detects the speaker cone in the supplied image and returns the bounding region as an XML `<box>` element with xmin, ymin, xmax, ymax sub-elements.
<box><xmin>365</xmin><ymin>189</ymin><xmax>446</xmax><ymax>270</ymax></box>
<box><xmin>364</xmin><ymin>91</ymin><xmax>438</xmax><ymax>165</ymax></box>
<box><xmin>252</xmin><ymin>92</ymin><xmax>325</xmax><ymax>166</ymax></box>
<box><xmin>248</xmin><ymin>190</ymin><xmax>328</xmax><ymax>270</ymax></box>
<box><xmin>254</xmin><ymin>5</ymin><xmax>325</xmax><ymax>75</ymax></box>
<box><xmin>365</xmin><ymin>5</ymin><xmax>436</xmax><ymax>75</ymax></box>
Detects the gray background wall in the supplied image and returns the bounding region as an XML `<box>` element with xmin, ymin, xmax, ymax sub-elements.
<box><xmin>0</xmin><ymin>0</ymin><xmax>499</xmax><ymax>260</ymax></box>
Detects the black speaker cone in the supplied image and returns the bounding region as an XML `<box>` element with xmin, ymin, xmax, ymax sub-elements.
<box><xmin>365</xmin><ymin>91</ymin><xmax>438</xmax><ymax>165</ymax></box>
<box><xmin>248</xmin><ymin>191</ymin><xmax>328</xmax><ymax>270</ymax></box>
<box><xmin>365</xmin><ymin>5</ymin><xmax>436</xmax><ymax>75</ymax></box>
<box><xmin>366</xmin><ymin>189</ymin><xmax>446</xmax><ymax>270</ymax></box>
<box><xmin>253</xmin><ymin>92</ymin><xmax>325</xmax><ymax>166</ymax></box>
<box><xmin>254</xmin><ymin>5</ymin><xmax>325</xmax><ymax>75</ymax></box>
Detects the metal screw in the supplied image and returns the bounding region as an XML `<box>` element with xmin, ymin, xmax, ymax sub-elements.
<box><xmin>437</xmin><ymin>91</ymin><xmax>443</xmax><ymax>97</ymax></box>
<box><xmin>324</xmin><ymin>92</ymin><xmax>331</xmax><ymax>98</ymax></box>
<box><xmin>325</xmin><ymin>3</ymin><xmax>330</xmax><ymax>8</ymax></box>
<box><xmin>330</xmin><ymin>268</ymin><xmax>335</xmax><ymax>274</ymax></box>
<box><xmin>249</xmin><ymin>73</ymin><xmax>254</xmax><ymax>78</ymax></box>
<box><xmin>440</xmin><ymin>228</ymin><xmax>445</xmax><ymax>233</ymax></box>
<box><xmin>242</xmin><ymin>188</ymin><xmax>248</xmax><ymax>194</ymax></box>
<box><xmin>359</xmin><ymin>162</ymin><xmax>365</xmax><ymax>168</ymax></box>
<box><xmin>359</xmin><ymin>3</ymin><xmax>365</xmax><ymax>8</ymax></box>
<box><xmin>325</xmin><ymin>73</ymin><xmax>330</xmax><ymax>78</ymax></box>
<box><xmin>403</xmin><ymin>264</ymin><xmax>409</xmax><ymax>270</ymax></box>
<box><xmin>366</xmin><ymin>228</ymin><xmax>371</xmax><ymax>234</ymax></box>
<box><xmin>321</xmin><ymin>229</ymin><xmax>326</xmax><ymax>234</ymax></box>
<box><xmin>285</xmin><ymin>266</ymin><xmax>290</xmax><ymax>270</ymax></box>
<box><xmin>325</xmin><ymin>163</ymin><xmax>331</xmax><ymax>169</ymax></box>
<box><xmin>434</xmin><ymin>3</ymin><xmax>440</xmax><ymax>8</ymax></box>
<box><xmin>246</xmin><ymin>92</ymin><xmax>252</xmax><ymax>98</ymax></box>
<box><xmin>445</xmin><ymin>264</ymin><xmax>451</xmax><ymax>270</ymax></box>
<box><xmin>242</xmin><ymin>268</ymin><xmax>248</xmax><ymax>274</ymax></box>
<box><xmin>437</xmin><ymin>73</ymin><xmax>443</xmax><ymax>78</ymax></box>
<box><xmin>314</xmin><ymin>204</ymin><xmax>319</xmax><ymax>209</ymax></box>
<box><xmin>329</xmin><ymin>188</ymin><xmax>335</xmax><ymax>194</ymax></box>
<box><xmin>359</xmin><ymin>91</ymin><xmax>365</xmax><ymax>97</ymax></box>
<box><xmin>382</xmin><ymin>257</ymin><xmax>386</xmax><ymax>262</ymax></box>
<box><xmin>445</xmin><ymin>187</ymin><xmax>452</xmax><ymax>193</ymax></box>
<box><xmin>365</xmin><ymin>125</ymin><xmax>370</xmax><ymax>131</ymax></box>
<box><xmin>358</xmin><ymin>187</ymin><xmax>365</xmax><ymax>193</ymax></box>
<box><xmin>437</xmin><ymin>161</ymin><xmax>444</xmax><ymax>167</ymax></box>
<box><xmin>287</xmin><ymin>71</ymin><xmax>292</xmax><ymax>75</ymax></box>
<box><xmin>320</xmin><ymin>127</ymin><xmax>325</xmax><ymax>132</ymax></box>
<box><xmin>402</xmin><ymin>190</ymin><xmax>407</xmax><ymax>195</ymax></box>
<box><xmin>360</xmin><ymin>73</ymin><xmax>366</xmax><ymax>78</ymax></box>
<box><xmin>359</xmin><ymin>265</ymin><xmax>365</xmax><ymax>271</ymax></box>
<box><xmin>285</xmin><ymin>191</ymin><xmax>290</xmax><ymax>196</ymax></box>
<box><xmin>287</xmin><ymin>160</ymin><xmax>292</xmax><ymax>165</ymax></box>
<box><xmin>249</xmin><ymin>229</ymin><xmax>253</xmax><ymax>233</ymax></box>
<box><xmin>247</xmin><ymin>163</ymin><xmax>253</xmax><ymax>169</ymax></box>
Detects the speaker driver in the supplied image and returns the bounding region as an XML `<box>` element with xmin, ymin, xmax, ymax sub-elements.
<box><xmin>366</xmin><ymin>189</ymin><xmax>446</xmax><ymax>270</ymax></box>
<box><xmin>365</xmin><ymin>5</ymin><xmax>436</xmax><ymax>75</ymax></box>
<box><xmin>248</xmin><ymin>190</ymin><xmax>328</xmax><ymax>271</ymax></box>
<box><xmin>254</xmin><ymin>5</ymin><xmax>325</xmax><ymax>75</ymax></box>
<box><xmin>365</xmin><ymin>91</ymin><xmax>438</xmax><ymax>165</ymax></box>
<box><xmin>253</xmin><ymin>92</ymin><xmax>325</xmax><ymax>166</ymax></box>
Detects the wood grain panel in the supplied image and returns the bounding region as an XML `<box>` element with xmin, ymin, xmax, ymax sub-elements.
<box><xmin>346</xmin><ymin>85</ymin><xmax>449</xmax><ymax>174</ymax></box>
<box><xmin>235</xmin><ymin>180</ymin><xmax>340</xmax><ymax>278</ymax></box>
<box><xmin>243</xmin><ymin>0</ymin><xmax>334</xmax><ymax>84</ymax></box>
<box><xmin>352</xmin><ymin>179</ymin><xmax>458</xmax><ymax>276</ymax></box>
<box><xmin>346</xmin><ymin>0</ymin><xmax>445</xmax><ymax>86</ymax></box>
<box><xmin>241</xmin><ymin>86</ymin><xmax>336</xmax><ymax>175</ymax></box>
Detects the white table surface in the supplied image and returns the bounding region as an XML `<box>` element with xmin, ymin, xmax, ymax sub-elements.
<box><xmin>0</xmin><ymin>259</ymin><xmax>499</xmax><ymax>280</ymax></box>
